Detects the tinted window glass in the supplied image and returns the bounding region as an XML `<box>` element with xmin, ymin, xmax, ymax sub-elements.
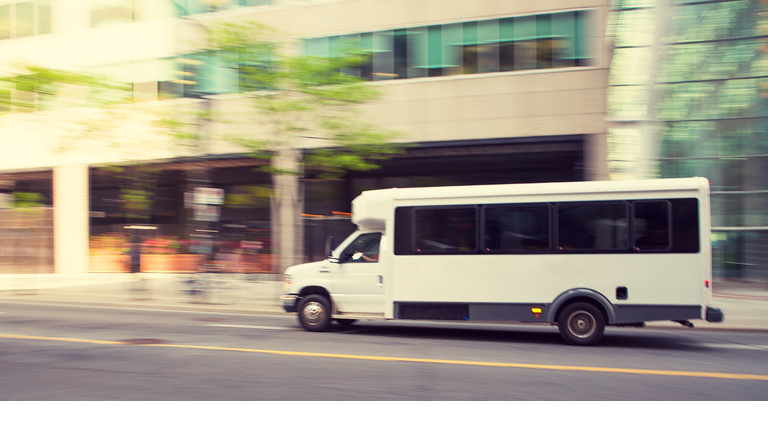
<box><xmin>414</xmin><ymin>207</ymin><xmax>477</xmax><ymax>253</ymax></box>
<box><xmin>557</xmin><ymin>202</ymin><xmax>628</xmax><ymax>250</ymax></box>
<box><xmin>484</xmin><ymin>205</ymin><xmax>550</xmax><ymax>251</ymax></box>
<box><xmin>633</xmin><ymin>201</ymin><xmax>670</xmax><ymax>251</ymax></box>
<box><xmin>340</xmin><ymin>233</ymin><xmax>381</xmax><ymax>263</ymax></box>
<box><xmin>394</xmin><ymin>207</ymin><xmax>413</xmax><ymax>255</ymax></box>
<box><xmin>671</xmin><ymin>198</ymin><xmax>699</xmax><ymax>253</ymax></box>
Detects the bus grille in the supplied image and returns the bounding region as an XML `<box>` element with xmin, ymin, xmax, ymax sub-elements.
<box><xmin>398</xmin><ymin>303</ymin><xmax>469</xmax><ymax>320</ymax></box>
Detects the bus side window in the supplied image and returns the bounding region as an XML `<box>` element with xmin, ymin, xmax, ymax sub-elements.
<box><xmin>414</xmin><ymin>207</ymin><xmax>477</xmax><ymax>253</ymax></box>
<box><xmin>633</xmin><ymin>201</ymin><xmax>670</xmax><ymax>251</ymax></box>
<box><xmin>557</xmin><ymin>202</ymin><xmax>628</xmax><ymax>251</ymax></box>
<box><xmin>483</xmin><ymin>204</ymin><xmax>550</xmax><ymax>252</ymax></box>
<box><xmin>671</xmin><ymin>198</ymin><xmax>700</xmax><ymax>253</ymax></box>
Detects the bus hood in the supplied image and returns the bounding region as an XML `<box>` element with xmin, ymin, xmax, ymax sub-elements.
<box><xmin>285</xmin><ymin>259</ymin><xmax>330</xmax><ymax>276</ymax></box>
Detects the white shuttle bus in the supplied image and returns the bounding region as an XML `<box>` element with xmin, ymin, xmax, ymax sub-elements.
<box><xmin>281</xmin><ymin>178</ymin><xmax>724</xmax><ymax>345</ymax></box>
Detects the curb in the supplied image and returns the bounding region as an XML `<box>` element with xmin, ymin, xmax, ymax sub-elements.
<box><xmin>0</xmin><ymin>298</ymin><xmax>291</xmax><ymax>316</ymax></box>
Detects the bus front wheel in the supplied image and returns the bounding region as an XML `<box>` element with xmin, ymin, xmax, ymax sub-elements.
<box><xmin>298</xmin><ymin>294</ymin><xmax>332</xmax><ymax>332</ymax></box>
<box><xmin>558</xmin><ymin>302</ymin><xmax>605</xmax><ymax>346</ymax></box>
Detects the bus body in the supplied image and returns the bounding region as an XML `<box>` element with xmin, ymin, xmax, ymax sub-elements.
<box><xmin>282</xmin><ymin>178</ymin><xmax>724</xmax><ymax>345</ymax></box>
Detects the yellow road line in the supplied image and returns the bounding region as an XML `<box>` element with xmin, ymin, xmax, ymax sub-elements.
<box><xmin>2</xmin><ymin>332</ymin><xmax>767</xmax><ymax>382</ymax></box>
<box><xmin>0</xmin><ymin>333</ymin><xmax>126</xmax><ymax>345</ymax></box>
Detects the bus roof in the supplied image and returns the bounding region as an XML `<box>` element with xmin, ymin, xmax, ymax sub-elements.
<box><xmin>352</xmin><ymin>177</ymin><xmax>709</xmax><ymax>230</ymax></box>
<box><xmin>390</xmin><ymin>177</ymin><xmax>709</xmax><ymax>200</ymax></box>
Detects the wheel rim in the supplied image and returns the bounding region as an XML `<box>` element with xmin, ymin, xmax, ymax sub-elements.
<box><xmin>566</xmin><ymin>310</ymin><xmax>596</xmax><ymax>339</ymax></box>
<box><xmin>302</xmin><ymin>301</ymin><xmax>326</xmax><ymax>326</ymax></box>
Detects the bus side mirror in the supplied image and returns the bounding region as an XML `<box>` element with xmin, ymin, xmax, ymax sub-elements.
<box><xmin>325</xmin><ymin>236</ymin><xmax>337</xmax><ymax>258</ymax></box>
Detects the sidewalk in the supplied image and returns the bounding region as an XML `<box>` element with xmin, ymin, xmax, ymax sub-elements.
<box><xmin>0</xmin><ymin>273</ymin><xmax>287</xmax><ymax>315</ymax></box>
<box><xmin>1</xmin><ymin>273</ymin><xmax>767</xmax><ymax>332</ymax></box>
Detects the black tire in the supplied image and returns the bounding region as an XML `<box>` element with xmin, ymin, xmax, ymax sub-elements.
<box><xmin>558</xmin><ymin>302</ymin><xmax>605</xmax><ymax>346</ymax></box>
<box><xmin>335</xmin><ymin>319</ymin><xmax>358</xmax><ymax>326</ymax></box>
<box><xmin>298</xmin><ymin>294</ymin><xmax>333</xmax><ymax>332</ymax></box>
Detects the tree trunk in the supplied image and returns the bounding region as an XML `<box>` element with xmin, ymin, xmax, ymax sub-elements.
<box><xmin>272</xmin><ymin>148</ymin><xmax>304</xmax><ymax>275</ymax></box>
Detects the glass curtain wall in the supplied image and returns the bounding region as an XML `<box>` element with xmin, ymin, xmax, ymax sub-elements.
<box><xmin>304</xmin><ymin>11</ymin><xmax>592</xmax><ymax>81</ymax></box>
<box><xmin>171</xmin><ymin>0</ymin><xmax>271</xmax><ymax>16</ymax></box>
<box><xmin>0</xmin><ymin>0</ymin><xmax>50</xmax><ymax>40</ymax></box>
<box><xmin>608</xmin><ymin>0</ymin><xmax>768</xmax><ymax>281</ymax></box>
<box><xmin>80</xmin><ymin>10</ymin><xmax>592</xmax><ymax>103</ymax></box>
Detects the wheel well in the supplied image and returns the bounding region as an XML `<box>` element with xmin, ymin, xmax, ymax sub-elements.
<box><xmin>298</xmin><ymin>286</ymin><xmax>331</xmax><ymax>300</ymax></box>
<box><xmin>554</xmin><ymin>297</ymin><xmax>609</xmax><ymax>324</ymax></box>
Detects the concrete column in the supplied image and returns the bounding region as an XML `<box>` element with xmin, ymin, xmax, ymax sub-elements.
<box><xmin>54</xmin><ymin>164</ymin><xmax>89</xmax><ymax>274</ymax></box>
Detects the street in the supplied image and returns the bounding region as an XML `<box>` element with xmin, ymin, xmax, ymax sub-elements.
<box><xmin>1</xmin><ymin>302</ymin><xmax>767</xmax><ymax>401</ymax></box>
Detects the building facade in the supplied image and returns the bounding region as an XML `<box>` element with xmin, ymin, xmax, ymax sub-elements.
<box><xmin>2</xmin><ymin>0</ymin><xmax>614</xmax><ymax>275</ymax></box>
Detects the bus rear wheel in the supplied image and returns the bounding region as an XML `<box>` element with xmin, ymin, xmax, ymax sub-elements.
<box><xmin>298</xmin><ymin>294</ymin><xmax>332</xmax><ymax>332</ymax></box>
<box><xmin>558</xmin><ymin>302</ymin><xmax>605</xmax><ymax>346</ymax></box>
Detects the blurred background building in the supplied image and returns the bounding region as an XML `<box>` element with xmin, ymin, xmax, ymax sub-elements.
<box><xmin>607</xmin><ymin>0</ymin><xmax>768</xmax><ymax>281</ymax></box>
<box><xmin>0</xmin><ymin>0</ymin><xmax>763</xmax><ymax>282</ymax></box>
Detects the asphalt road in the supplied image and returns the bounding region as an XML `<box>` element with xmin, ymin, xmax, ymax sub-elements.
<box><xmin>1</xmin><ymin>302</ymin><xmax>767</xmax><ymax>401</ymax></box>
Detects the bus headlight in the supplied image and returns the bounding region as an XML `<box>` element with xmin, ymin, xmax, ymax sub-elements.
<box><xmin>283</xmin><ymin>275</ymin><xmax>292</xmax><ymax>293</ymax></box>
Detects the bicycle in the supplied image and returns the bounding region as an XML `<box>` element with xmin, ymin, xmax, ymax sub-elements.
<box><xmin>180</xmin><ymin>263</ymin><xmax>241</xmax><ymax>305</ymax></box>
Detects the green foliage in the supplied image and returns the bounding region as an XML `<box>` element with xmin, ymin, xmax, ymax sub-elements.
<box><xmin>224</xmin><ymin>185</ymin><xmax>272</xmax><ymax>209</ymax></box>
<box><xmin>152</xmin><ymin>105</ymin><xmax>206</xmax><ymax>153</ymax></box>
<box><xmin>200</xmin><ymin>21</ymin><xmax>405</xmax><ymax>177</ymax></box>
<box><xmin>0</xmin><ymin>63</ymin><xmax>131</xmax><ymax>113</ymax></box>
<box><xmin>13</xmin><ymin>192</ymin><xmax>44</xmax><ymax>209</ymax></box>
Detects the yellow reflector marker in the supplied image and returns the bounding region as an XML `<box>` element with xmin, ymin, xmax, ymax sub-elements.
<box><xmin>531</xmin><ymin>308</ymin><xmax>542</xmax><ymax>314</ymax></box>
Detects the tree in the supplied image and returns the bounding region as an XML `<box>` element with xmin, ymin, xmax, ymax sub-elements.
<box><xmin>1</xmin><ymin>21</ymin><xmax>406</xmax><ymax>274</ymax></box>
<box><xmin>0</xmin><ymin>63</ymin><xmax>129</xmax><ymax>113</ymax></box>
<box><xmin>193</xmin><ymin>21</ymin><xmax>405</xmax><ymax>272</ymax></box>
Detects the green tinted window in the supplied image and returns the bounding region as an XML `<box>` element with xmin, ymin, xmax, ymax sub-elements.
<box><xmin>15</xmin><ymin>2</ymin><xmax>34</xmax><ymax>37</ymax></box>
<box><xmin>0</xmin><ymin>6</ymin><xmax>10</xmax><ymax>40</ymax></box>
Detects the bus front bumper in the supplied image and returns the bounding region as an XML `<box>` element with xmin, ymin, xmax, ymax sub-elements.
<box><xmin>706</xmin><ymin>306</ymin><xmax>724</xmax><ymax>323</ymax></box>
<box><xmin>281</xmin><ymin>295</ymin><xmax>299</xmax><ymax>313</ymax></box>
